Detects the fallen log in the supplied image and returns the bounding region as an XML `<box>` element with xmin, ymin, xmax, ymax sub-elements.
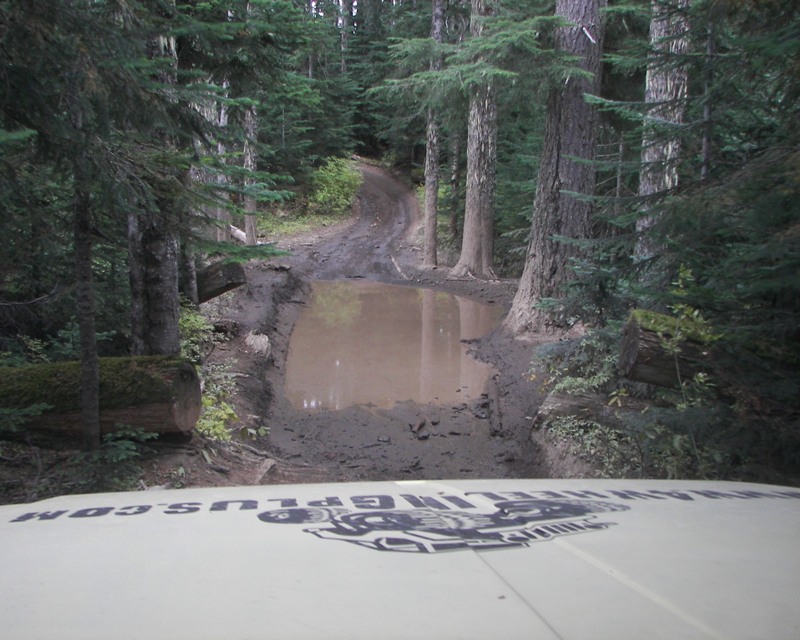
<box><xmin>0</xmin><ymin>357</ymin><xmax>201</xmax><ymax>437</ymax></box>
<box><xmin>532</xmin><ymin>391</ymin><xmax>652</xmax><ymax>433</ymax></box>
<box><xmin>618</xmin><ymin>310</ymin><xmax>711</xmax><ymax>388</ymax></box>
<box><xmin>535</xmin><ymin>392</ymin><xmax>621</xmax><ymax>429</ymax></box>
<box><xmin>196</xmin><ymin>260</ymin><xmax>247</xmax><ymax>304</ymax></box>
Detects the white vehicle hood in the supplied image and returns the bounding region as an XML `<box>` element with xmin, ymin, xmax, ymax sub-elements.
<box><xmin>1</xmin><ymin>478</ymin><xmax>798</xmax><ymax>640</ymax></box>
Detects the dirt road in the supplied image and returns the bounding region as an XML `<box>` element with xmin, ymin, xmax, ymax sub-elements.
<box><xmin>149</xmin><ymin>164</ymin><xmax>563</xmax><ymax>489</ymax></box>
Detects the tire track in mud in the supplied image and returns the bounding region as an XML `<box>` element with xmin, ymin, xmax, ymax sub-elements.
<box><xmin>307</xmin><ymin>164</ymin><xmax>419</xmax><ymax>282</ymax></box>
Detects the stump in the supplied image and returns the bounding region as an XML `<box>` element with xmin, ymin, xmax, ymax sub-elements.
<box><xmin>0</xmin><ymin>357</ymin><xmax>201</xmax><ymax>436</ymax></box>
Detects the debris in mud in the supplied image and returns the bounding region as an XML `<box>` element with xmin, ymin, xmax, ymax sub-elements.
<box><xmin>244</xmin><ymin>330</ymin><xmax>272</xmax><ymax>356</ymax></box>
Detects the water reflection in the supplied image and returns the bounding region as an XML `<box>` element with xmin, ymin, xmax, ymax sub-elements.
<box><xmin>285</xmin><ymin>280</ymin><xmax>503</xmax><ymax>412</ymax></box>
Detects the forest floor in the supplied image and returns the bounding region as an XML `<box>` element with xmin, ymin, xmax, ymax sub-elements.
<box><xmin>0</xmin><ymin>164</ymin><xmax>591</xmax><ymax>504</ymax></box>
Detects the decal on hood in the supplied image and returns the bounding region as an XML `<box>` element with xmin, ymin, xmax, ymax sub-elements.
<box><xmin>257</xmin><ymin>497</ymin><xmax>630</xmax><ymax>553</ymax></box>
<box><xmin>8</xmin><ymin>486</ymin><xmax>799</xmax><ymax>554</ymax></box>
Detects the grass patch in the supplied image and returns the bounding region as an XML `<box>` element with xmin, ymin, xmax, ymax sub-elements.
<box><xmin>259</xmin><ymin>210</ymin><xmax>346</xmax><ymax>240</ymax></box>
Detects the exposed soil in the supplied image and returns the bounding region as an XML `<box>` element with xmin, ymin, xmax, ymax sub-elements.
<box><xmin>1</xmin><ymin>164</ymin><xmax>589</xmax><ymax>504</ymax></box>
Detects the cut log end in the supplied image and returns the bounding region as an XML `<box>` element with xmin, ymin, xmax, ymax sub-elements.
<box><xmin>197</xmin><ymin>260</ymin><xmax>247</xmax><ymax>304</ymax></box>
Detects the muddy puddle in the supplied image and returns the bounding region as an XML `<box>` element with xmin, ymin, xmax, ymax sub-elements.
<box><xmin>285</xmin><ymin>280</ymin><xmax>504</xmax><ymax>412</ymax></box>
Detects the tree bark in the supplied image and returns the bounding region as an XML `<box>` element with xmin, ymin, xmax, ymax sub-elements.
<box><xmin>449</xmin><ymin>135</ymin><xmax>462</xmax><ymax>242</ymax></box>
<box><xmin>180</xmin><ymin>236</ymin><xmax>199</xmax><ymax>306</ymax></box>
<box><xmin>214</xmin><ymin>96</ymin><xmax>231</xmax><ymax>242</ymax></box>
<box><xmin>451</xmin><ymin>0</ymin><xmax>498</xmax><ymax>280</ymax></box>
<box><xmin>504</xmin><ymin>0</ymin><xmax>606</xmax><ymax>335</ymax></box>
<box><xmin>243</xmin><ymin>104</ymin><xmax>259</xmax><ymax>246</ymax></box>
<box><xmin>129</xmin><ymin>209</ymin><xmax>181</xmax><ymax>356</ymax></box>
<box><xmin>422</xmin><ymin>0</ymin><xmax>445</xmax><ymax>269</ymax></box>
<box><xmin>635</xmin><ymin>0</ymin><xmax>690</xmax><ymax>260</ymax></box>
<box><xmin>423</xmin><ymin>112</ymin><xmax>441</xmax><ymax>268</ymax></box>
<box><xmin>700</xmin><ymin>22</ymin><xmax>714</xmax><ymax>182</ymax></box>
<box><xmin>129</xmin><ymin>25</ymin><xmax>181</xmax><ymax>356</ymax></box>
<box><xmin>341</xmin><ymin>0</ymin><xmax>354</xmax><ymax>74</ymax></box>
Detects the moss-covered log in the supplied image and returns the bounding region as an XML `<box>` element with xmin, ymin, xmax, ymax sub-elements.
<box><xmin>0</xmin><ymin>357</ymin><xmax>201</xmax><ymax>436</ymax></box>
<box><xmin>618</xmin><ymin>310</ymin><xmax>711</xmax><ymax>388</ymax></box>
<box><xmin>197</xmin><ymin>260</ymin><xmax>246</xmax><ymax>304</ymax></box>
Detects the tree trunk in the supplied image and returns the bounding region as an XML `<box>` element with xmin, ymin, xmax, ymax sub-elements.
<box><xmin>423</xmin><ymin>112</ymin><xmax>440</xmax><ymax>268</ymax></box>
<box><xmin>422</xmin><ymin>0</ymin><xmax>445</xmax><ymax>269</ymax></box>
<box><xmin>214</xmin><ymin>96</ymin><xmax>231</xmax><ymax>242</ymax></box>
<box><xmin>0</xmin><ymin>357</ymin><xmax>201</xmax><ymax>437</ymax></box>
<box><xmin>73</xmin><ymin>163</ymin><xmax>101</xmax><ymax>451</ymax></box>
<box><xmin>128</xmin><ymin>210</ymin><xmax>146</xmax><ymax>356</ymax></box>
<box><xmin>180</xmin><ymin>236</ymin><xmax>199</xmax><ymax>306</ymax></box>
<box><xmin>504</xmin><ymin>0</ymin><xmax>606</xmax><ymax>335</ymax></box>
<box><xmin>635</xmin><ymin>0</ymin><xmax>690</xmax><ymax>260</ymax></box>
<box><xmin>700</xmin><ymin>22</ymin><xmax>714</xmax><ymax>182</ymax></box>
<box><xmin>449</xmin><ymin>135</ymin><xmax>462</xmax><ymax>242</ymax></box>
<box><xmin>243</xmin><ymin>104</ymin><xmax>259</xmax><ymax>246</ymax></box>
<box><xmin>66</xmin><ymin>51</ymin><xmax>102</xmax><ymax>451</ymax></box>
<box><xmin>129</xmin><ymin>26</ymin><xmax>181</xmax><ymax>356</ymax></box>
<box><xmin>341</xmin><ymin>0</ymin><xmax>354</xmax><ymax>74</ymax></box>
<box><xmin>451</xmin><ymin>0</ymin><xmax>498</xmax><ymax>280</ymax></box>
<box><xmin>129</xmin><ymin>216</ymin><xmax>181</xmax><ymax>356</ymax></box>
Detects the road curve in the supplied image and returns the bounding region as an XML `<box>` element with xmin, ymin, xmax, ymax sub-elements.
<box><xmin>307</xmin><ymin>164</ymin><xmax>419</xmax><ymax>281</ymax></box>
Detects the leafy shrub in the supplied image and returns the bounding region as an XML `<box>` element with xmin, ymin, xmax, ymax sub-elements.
<box><xmin>0</xmin><ymin>404</ymin><xmax>51</xmax><ymax>434</ymax></box>
<box><xmin>73</xmin><ymin>426</ymin><xmax>159</xmax><ymax>491</ymax></box>
<box><xmin>195</xmin><ymin>363</ymin><xmax>238</xmax><ymax>442</ymax></box>
<box><xmin>310</xmin><ymin>157</ymin><xmax>363</xmax><ymax>216</ymax></box>
<box><xmin>179</xmin><ymin>300</ymin><xmax>220</xmax><ymax>365</ymax></box>
<box><xmin>179</xmin><ymin>302</ymin><xmax>239</xmax><ymax>442</ymax></box>
<box><xmin>546</xmin><ymin>413</ymin><xmax>730</xmax><ymax>480</ymax></box>
<box><xmin>536</xmin><ymin>328</ymin><xmax>620</xmax><ymax>395</ymax></box>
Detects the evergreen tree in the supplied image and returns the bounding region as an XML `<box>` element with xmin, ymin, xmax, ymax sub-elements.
<box><xmin>635</xmin><ymin>0</ymin><xmax>690</xmax><ymax>261</ymax></box>
<box><xmin>450</xmin><ymin>0</ymin><xmax>500</xmax><ymax>280</ymax></box>
<box><xmin>505</xmin><ymin>0</ymin><xmax>608</xmax><ymax>334</ymax></box>
<box><xmin>422</xmin><ymin>0</ymin><xmax>445</xmax><ymax>269</ymax></box>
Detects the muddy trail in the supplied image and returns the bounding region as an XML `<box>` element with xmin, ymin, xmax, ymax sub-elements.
<box><xmin>0</xmin><ymin>165</ymin><xmax>571</xmax><ymax>504</ymax></box>
<box><xmin>183</xmin><ymin>163</ymin><xmax>567</xmax><ymax>489</ymax></box>
<box><xmin>0</xmin><ymin>164</ymin><xmax>594</xmax><ymax>504</ymax></box>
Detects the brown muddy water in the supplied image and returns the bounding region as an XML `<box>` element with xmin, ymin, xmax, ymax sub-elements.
<box><xmin>285</xmin><ymin>280</ymin><xmax>504</xmax><ymax>412</ymax></box>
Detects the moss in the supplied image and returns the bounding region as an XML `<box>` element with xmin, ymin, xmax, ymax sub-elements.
<box><xmin>0</xmin><ymin>356</ymin><xmax>191</xmax><ymax>412</ymax></box>
<box><xmin>630</xmin><ymin>309</ymin><xmax>718</xmax><ymax>344</ymax></box>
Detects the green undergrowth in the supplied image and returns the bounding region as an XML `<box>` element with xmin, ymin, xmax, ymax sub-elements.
<box><xmin>259</xmin><ymin>208</ymin><xmax>346</xmax><ymax>239</ymax></box>
<box><xmin>179</xmin><ymin>304</ymin><xmax>239</xmax><ymax>443</ymax></box>
<box><xmin>71</xmin><ymin>426</ymin><xmax>160</xmax><ymax>492</ymax></box>
<box><xmin>536</xmin><ymin>325</ymin><xmax>735</xmax><ymax>481</ymax></box>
